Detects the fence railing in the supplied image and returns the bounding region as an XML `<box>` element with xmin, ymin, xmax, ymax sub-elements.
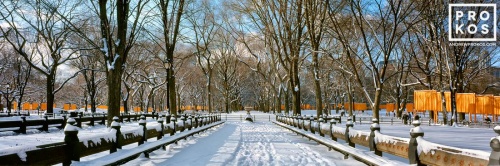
<box><xmin>276</xmin><ymin>115</ymin><xmax>491</xmax><ymax>166</ymax></box>
<box><xmin>0</xmin><ymin>114</ymin><xmax>222</xmax><ymax>165</ymax></box>
<box><xmin>73</xmin><ymin>121</ymin><xmax>224</xmax><ymax>166</ymax></box>
<box><xmin>223</xmin><ymin>114</ymin><xmax>274</xmax><ymax>122</ymax></box>
<box><xmin>0</xmin><ymin>113</ymin><xmax>177</xmax><ymax>134</ymax></box>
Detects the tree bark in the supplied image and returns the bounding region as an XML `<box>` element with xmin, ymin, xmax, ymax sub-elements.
<box><xmin>100</xmin><ymin>0</ymin><xmax>128</xmax><ymax>126</ymax></box>
<box><xmin>313</xmin><ymin>54</ymin><xmax>323</xmax><ymax>117</ymax></box>
<box><xmin>292</xmin><ymin>59</ymin><xmax>301</xmax><ymax>115</ymax></box>
<box><xmin>46</xmin><ymin>71</ymin><xmax>56</xmax><ymax>114</ymax></box>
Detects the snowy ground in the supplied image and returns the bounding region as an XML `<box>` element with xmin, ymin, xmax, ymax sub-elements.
<box><xmin>0</xmin><ymin>110</ymin><xmax>495</xmax><ymax>165</ymax></box>
<box><xmin>124</xmin><ymin>120</ymin><xmax>365</xmax><ymax>166</ymax></box>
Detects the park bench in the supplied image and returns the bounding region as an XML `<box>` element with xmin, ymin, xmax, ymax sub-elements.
<box><xmin>0</xmin><ymin>116</ymin><xmax>65</xmax><ymax>134</ymax></box>
<box><xmin>0</xmin><ymin>113</ymin><xmax>165</xmax><ymax>134</ymax></box>
<box><xmin>0</xmin><ymin>114</ymin><xmax>223</xmax><ymax>165</ymax></box>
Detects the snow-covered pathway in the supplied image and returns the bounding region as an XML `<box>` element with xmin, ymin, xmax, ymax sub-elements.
<box><xmin>125</xmin><ymin>121</ymin><xmax>365</xmax><ymax>166</ymax></box>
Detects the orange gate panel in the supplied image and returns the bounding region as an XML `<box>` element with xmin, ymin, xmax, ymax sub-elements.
<box><xmin>456</xmin><ymin>93</ymin><xmax>476</xmax><ymax>113</ymax></box>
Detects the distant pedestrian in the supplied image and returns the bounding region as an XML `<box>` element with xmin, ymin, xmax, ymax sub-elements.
<box><xmin>402</xmin><ymin>113</ymin><xmax>409</xmax><ymax>125</ymax></box>
<box><xmin>485</xmin><ymin>117</ymin><xmax>492</xmax><ymax>124</ymax></box>
<box><xmin>245</xmin><ymin>112</ymin><xmax>253</xmax><ymax>122</ymax></box>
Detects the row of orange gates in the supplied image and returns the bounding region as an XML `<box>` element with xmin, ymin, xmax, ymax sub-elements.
<box><xmin>8</xmin><ymin>102</ymin><xmax>209</xmax><ymax>113</ymax></box>
<box><xmin>330</xmin><ymin>90</ymin><xmax>495</xmax><ymax>123</ymax></box>
<box><xmin>282</xmin><ymin>90</ymin><xmax>495</xmax><ymax>124</ymax></box>
<box><xmin>10</xmin><ymin>102</ymin><xmax>58</xmax><ymax>111</ymax></box>
<box><xmin>279</xmin><ymin>104</ymin><xmax>326</xmax><ymax>110</ymax></box>
<box><xmin>413</xmin><ymin>90</ymin><xmax>499</xmax><ymax>123</ymax></box>
<box><xmin>10</xmin><ymin>102</ymin><xmax>105</xmax><ymax>111</ymax></box>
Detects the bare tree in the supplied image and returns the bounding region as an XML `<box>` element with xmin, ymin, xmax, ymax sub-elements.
<box><xmin>186</xmin><ymin>0</ymin><xmax>220</xmax><ymax>113</ymax></box>
<box><xmin>446</xmin><ymin>1</ymin><xmax>499</xmax><ymax>125</ymax></box>
<box><xmin>224</xmin><ymin>17</ymin><xmax>288</xmax><ymax>114</ymax></box>
<box><xmin>212</xmin><ymin>33</ymin><xmax>242</xmax><ymax>113</ymax></box>
<box><xmin>0</xmin><ymin>48</ymin><xmax>29</xmax><ymax>114</ymax></box>
<box><xmin>231</xmin><ymin>0</ymin><xmax>306</xmax><ymax>115</ymax></box>
<box><xmin>14</xmin><ymin>57</ymin><xmax>32</xmax><ymax>113</ymax></box>
<box><xmin>409</xmin><ymin>1</ymin><xmax>499</xmax><ymax>125</ymax></box>
<box><xmin>405</xmin><ymin>1</ymin><xmax>447</xmax><ymax>121</ymax></box>
<box><xmin>71</xmin><ymin>42</ymin><xmax>105</xmax><ymax>113</ymax></box>
<box><xmin>152</xmin><ymin>0</ymin><xmax>186</xmax><ymax>115</ymax></box>
<box><xmin>121</xmin><ymin>50</ymin><xmax>147</xmax><ymax>114</ymax></box>
<box><xmin>304</xmin><ymin>0</ymin><xmax>329</xmax><ymax>117</ymax></box>
<box><xmin>135</xmin><ymin>58</ymin><xmax>167</xmax><ymax>114</ymax></box>
<box><xmin>59</xmin><ymin>0</ymin><xmax>152</xmax><ymax>125</ymax></box>
<box><xmin>329</xmin><ymin>0</ymin><xmax>418</xmax><ymax>120</ymax></box>
<box><xmin>384</xmin><ymin>42</ymin><xmax>412</xmax><ymax>118</ymax></box>
<box><xmin>0</xmin><ymin>0</ymin><xmax>86</xmax><ymax>114</ymax></box>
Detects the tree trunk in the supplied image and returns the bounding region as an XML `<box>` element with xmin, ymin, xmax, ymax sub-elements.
<box><xmin>450</xmin><ymin>89</ymin><xmax>457</xmax><ymax>126</ymax></box>
<box><xmin>160</xmin><ymin>0</ymin><xmax>184</xmax><ymax>116</ymax></box>
<box><xmin>397</xmin><ymin>70</ymin><xmax>409</xmax><ymax>118</ymax></box>
<box><xmin>84</xmin><ymin>93</ymin><xmax>88</xmax><ymax>112</ymax></box>
<box><xmin>285</xmin><ymin>86</ymin><xmax>290</xmax><ymax>115</ymax></box>
<box><xmin>277</xmin><ymin>88</ymin><xmax>282</xmax><ymax>114</ymax></box>
<box><xmin>106</xmin><ymin>68</ymin><xmax>123</xmax><ymax>126</ymax></box>
<box><xmin>177</xmin><ymin>90</ymin><xmax>181</xmax><ymax>112</ymax></box>
<box><xmin>99</xmin><ymin>0</ymin><xmax>128</xmax><ymax>126</ymax></box>
<box><xmin>90</xmin><ymin>74</ymin><xmax>97</xmax><ymax>114</ymax></box>
<box><xmin>348</xmin><ymin>88</ymin><xmax>353</xmax><ymax>117</ymax></box>
<box><xmin>399</xmin><ymin>85</ymin><xmax>409</xmax><ymax>118</ymax></box>
<box><xmin>323</xmin><ymin>85</ymin><xmax>329</xmax><ymax>116</ymax></box>
<box><xmin>438</xmin><ymin>64</ymin><xmax>447</xmax><ymax>124</ymax></box>
<box><xmin>266</xmin><ymin>96</ymin><xmax>271</xmax><ymax>112</ymax></box>
<box><xmin>17</xmin><ymin>96</ymin><xmax>22</xmax><ymax>112</ymax></box>
<box><xmin>207</xmin><ymin>71</ymin><xmax>212</xmax><ymax>113</ymax></box>
<box><xmin>123</xmin><ymin>98</ymin><xmax>129</xmax><ymax>114</ymax></box>
<box><xmin>313</xmin><ymin>65</ymin><xmax>323</xmax><ymax>117</ymax></box>
<box><xmin>151</xmin><ymin>91</ymin><xmax>156</xmax><ymax>113</ymax></box>
<box><xmin>292</xmin><ymin>59</ymin><xmax>301</xmax><ymax>115</ymax></box>
<box><xmin>168</xmin><ymin>62</ymin><xmax>177</xmax><ymax>115</ymax></box>
<box><xmin>46</xmin><ymin>73</ymin><xmax>55</xmax><ymax>114</ymax></box>
<box><xmin>372</xmin><ymin>89</ymin><xmax>383</xmax><ymax>121</ymax></box>
<box><xmin>347</xmin><ymin>81</ymin><xmax>353</xmax><ymax>117</ymax></box>
<box><xmin>395</xmin><ymin>87</ymin><xmax>400</xmax><ymax>118</ymax></box>
<box><xmin>162</xmin><ymin>93</ymin><xmax>165</xmax><ymax>112</ymax></box>
<box><xmin>5</xmin><ymin>97</ymin><xmax>12</xmax><ymax>114</ymax></box>
<box><xmin>225</xmin><ymin>96</ymin><xmax>229</xmax><ymax>113</ymax></box>
<box><xmin>334</xmin><ymin>90</ymin><xmax>339</xmax><ymax>114</ymax></box>
<box><xmin>91</xmin><ymin>95</ymin><xmax>97</xmax><ymax>113</ymax></box>
<box><xmin>439</xmin><ymin>91</ymin><xmax>447</xmax><ymax>124</ymax></box>
<box><xmin>147</xmin><ymin>91</ymin><xmax>153</xmax><ymax>114</ymax></box>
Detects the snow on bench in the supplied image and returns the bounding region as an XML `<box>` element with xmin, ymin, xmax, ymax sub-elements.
<box><xmin>72</xmin><ymin>121</ymin><xmax>224</xmax><ymax>166</ymax></box>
